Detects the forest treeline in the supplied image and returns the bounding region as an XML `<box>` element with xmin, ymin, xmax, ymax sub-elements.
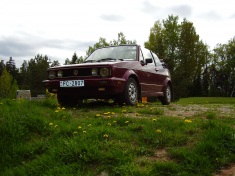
<box><xmin>0</xmin><ymin>15</ymin><xmax>235</xmax><ymax>99</ymax></box>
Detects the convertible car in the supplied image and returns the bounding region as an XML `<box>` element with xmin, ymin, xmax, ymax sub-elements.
<box><xmin>43</xmin><ymin>44</ymin><xmax>173</xmax><ymax>106</ymax></box>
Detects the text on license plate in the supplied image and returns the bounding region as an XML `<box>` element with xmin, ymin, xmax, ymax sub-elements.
<box><xmin>60</xmin><ymin>80</ymin><xmax>84</xmax><ymax>87</ymax></box>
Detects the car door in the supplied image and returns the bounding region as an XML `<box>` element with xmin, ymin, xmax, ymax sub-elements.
<box><xmin>138</xmin><ymin>48</ymin><xmax>166</xmax><ymax>96</ymax></box>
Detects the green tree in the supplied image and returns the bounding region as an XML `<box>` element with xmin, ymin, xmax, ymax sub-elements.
<box><xmin>86</xmin><ymin>32</ymin><xmax>136</xmax><ymax>57</ymax></box>
<box><xmin>50</xmin><ymin>60</ymin><xmax>60</xmax><ymax>67</ymax></box>
<box><xmin>145</xmin><ymin>15</ymin><xmax>208</xmax><ymax>99</ymax></box>
<box><xmin>71</xmin><ymin>52</ymin><xmax>78</xmax><ymax>64</ymax></box>
<box><xmin>0</xmin><ymin>67</ymin><xmax>19</xmax><ymax>98</ymax></box>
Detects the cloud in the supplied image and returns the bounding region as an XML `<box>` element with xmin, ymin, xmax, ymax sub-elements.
<box><xmin>141</xmin><ymin>0</ymin><xmax>161</xmax><ymax>15</ymax></box>
<box><xmin>229</xmin><ymin>13</ymin><xmax>235</xmax><ymax>19</ymax></box>
<box><xmin>169</xmin><ymin>5</ymin><xmax>192</xmax><ymax>18</ymax></box>
<box><xmin>100</xmin><ymin>14</ymin><xmax>124</xmax><ymax>22</ymax></box>
<box><xmin>198</xmin><ymin>11</ymin><xmax>222</xmax><ymax>20</ymax></box>
<box><xmin>0</xmin><ymin>32</ymin><xmax>95</xmax><ymax>67</ymax></box>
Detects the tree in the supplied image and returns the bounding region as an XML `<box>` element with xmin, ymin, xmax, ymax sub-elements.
<box><xmin>71</xmin><ymin>52</ymin><xmax>78</xmax><ymax>64</ymax></box>
<box><xmin>144</xmin><ymin>15</ymin><xmax>208</xmax><ymax>99</ymax></box>
<box><xmin>86</xmin><ymin>32</ymin><xmax>136</xmax><ymax>57</ymax></box>
<box><xmin>50</xmin><ymin>60</ymin><xmax>60</xmax><ymax>67</ymax></box>
<box><xmin>18</xmin><ymin>54</ymin><xmax>50</xmax><ymax>96</ymax></box>
<box><xmin>0</xmin><ymin>67</ymin><xmax>19</xmax><ymax>98</ymax></box>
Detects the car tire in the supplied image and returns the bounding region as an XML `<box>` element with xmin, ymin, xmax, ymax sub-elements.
<box><xmin>123</xmin><ymin>78</ymin><xmax>138</xmax><ymax>106</ymax></box>
<box><xmin>159</xmin><ymin>84</ymin><xmax>171</xmax><ymax>105</ymax></box>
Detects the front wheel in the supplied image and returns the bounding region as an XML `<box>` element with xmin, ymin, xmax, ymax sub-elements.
<box><xmin>123</xmin><ymin>78</ymin><xmax>138</xmax><ymax>106</ymax></box>
<box><xmin>159</xmin><ymin>84</ymin><xmax>171</xmax><ymax>105</ymax></box>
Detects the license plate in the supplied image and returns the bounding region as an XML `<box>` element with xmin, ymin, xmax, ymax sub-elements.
<box><xmin>60</xmin><ymin>80</ymin><xmax>84</xmax><ymax>87</ymax></box>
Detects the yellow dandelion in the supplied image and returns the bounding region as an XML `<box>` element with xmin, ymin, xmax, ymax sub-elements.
<box><xmin>49</xmin><ymin>123</ymin><xmax>53</xmax><ymax>126</ymax></box>
<box><xmin>57</xmin><ymin>107</ymin><xmax>61</xmax><ymax>110</ymax></box>
<box><xmin>125</xmin><ymin>121</ymin><xmax>129</xmax><ymax>124</ymax></box>
<box><xmin>54</xmin><ymin>125</ymin><xmax>58</xmax><ymax>128</ymax></box>
<box><xmin>111</xmin><ymin>112</ymin><xmax>115</xmax><ymax>115</ymax></box>
<box><xmin>88</xmin><ymin>124</ymin><xmax>92</xmax><ymax>127</ymax></box>
<box><xmin>113</xmin><ymin>120</ymin><xmax>117</xmax><ymax>123</ymax></box>
<box><xmin>122</xmin><ymin>110</ymin><xmax>127</xmax><ymax>113</ymax></box>
<box><xmin>96</xmin><ymin>114</ymin><xmax>101</xmax><ymax>117</ymax></box>
<box><xmin>83</xmin><ymin>131</ymin><xmax>87</xmax><ymax>134</ymax></box>
<box><xmin>61</xmin><ymin>107</ymin><xmax>65</xmax><ymax>110</ymax></box>
<box><xmin>156</xmin><ymin>129</ymin><xmax>161</xmax><ymax>133</ymax></box>
<box><xmin>103</xmin><ymin>134</ymin><xmax>109</xmax><ymax>138</ymax></box>
<box><xmin>108</xmin><ymin>123</ymin><xmax>112</xmax><ymax>126</ymax></box>
<box><xmin>73</xmin><ymin>131</ymin><xmax>78</xmax><ymax>134</ymax></box>
<box><xmin>55</xmin><ymin>110</ymin><xmax>59</xmax><ymax>113</ymax></box>
<box><xmin>184</xmin><ymin>119</ymin><xmax>192</xmax><ymax>123</ymax></box>
<box><xmin>78</xmin><ymin>126</ymin><xmax>82</xmax><ymax>129</ymax></box>
<box><xmin>103</xmin><ymin>112</ymin><xmax>110</xmax><ymax>115</ymax></box>
<box><xmin>152</xmin><ymin>118</ymin><xmax>157</xmax><ymax>121</ymax></box>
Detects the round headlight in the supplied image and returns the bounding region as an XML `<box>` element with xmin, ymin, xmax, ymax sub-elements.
<box><xmin>91</xmin><ymin>68</ymin><xmax>98</xmax><ymax>76</ymax></box>
<box><xmin>100</xmin><ymin>68</ymin><xmax>110</xmax><ymax>77</ymax></box>
<box><xmin>57</xmin><ymin>70</ymin><xmax>63</xmax><ymax>77</ymax></box>
<box><xmin>48</xmin><ymin>71</ymin><xmax>56</xmax><ymax>79</ymax></box>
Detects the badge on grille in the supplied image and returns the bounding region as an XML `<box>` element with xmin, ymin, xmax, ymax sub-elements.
<box><xmin>73</xmin><ymin>70</ymin><xmax>78</xmax><ymax>76</ymax></box>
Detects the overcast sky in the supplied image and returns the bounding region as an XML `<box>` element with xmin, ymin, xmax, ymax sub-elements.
<box><xmin>0</xmin><ymin>0</ymin><xmax>235</xmax><ymax>67</ymax></box>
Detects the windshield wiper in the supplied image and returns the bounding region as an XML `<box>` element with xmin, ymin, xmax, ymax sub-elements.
<box><xmin>83</xmin><ymin>60</ymin><xmax>94</xmax><ymax>63</ymax></box>
<box><xmin>97</xmin><ymin>58</ymin><xmax>123</xmax><ymax>62</ymax></box>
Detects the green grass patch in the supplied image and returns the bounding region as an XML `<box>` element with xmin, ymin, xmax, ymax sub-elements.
<box><xmin>0</xmin><ymin>97</ymin><xmax>234</xmax><ymax>175</ymax></box>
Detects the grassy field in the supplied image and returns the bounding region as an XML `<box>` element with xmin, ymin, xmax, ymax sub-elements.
<box><xmin>0</xmin><ymin>97</ymin><xmax>234</xmax><ymax>176</ymax></box>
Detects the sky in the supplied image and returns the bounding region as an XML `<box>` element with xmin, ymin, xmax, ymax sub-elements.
<box><xmin>0</xmin><ymin>0</ymin><xmax>235</xmax><ymax>68</ymax></box>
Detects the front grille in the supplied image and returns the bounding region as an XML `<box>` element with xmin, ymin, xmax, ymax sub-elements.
<box><xmin>61</xmin><ymin>68</ymin><xmax>92</xmax><ymax>77</ymax></box>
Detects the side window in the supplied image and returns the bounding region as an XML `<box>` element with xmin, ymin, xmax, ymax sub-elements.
<box><xmin>141</xmin><ymin>48</ymin><xmax>155</xmax><ymax>66</ymax></box>
<box><xmin>139</xmin><ymin>49</ymin><xmax>144</xmax><ymax>62</ymax></box>
<box><xmin>151</xmin><ymin>52</ymin><xmax>162</xmax><ymax>67</ymax></box>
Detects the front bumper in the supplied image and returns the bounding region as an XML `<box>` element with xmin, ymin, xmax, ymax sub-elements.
<box><xmin>43</xmin><ymin>77</ymin><xmax>126</xmax><ymax>98</ymax></box>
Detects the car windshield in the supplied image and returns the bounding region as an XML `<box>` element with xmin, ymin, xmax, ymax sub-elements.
<box><xmin>85</xmin><ymin>45</ymin><xmax>137</xmax><ymax>62</ymax></box>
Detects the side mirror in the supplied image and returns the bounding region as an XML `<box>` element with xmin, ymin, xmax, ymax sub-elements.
<box><xmin>145</xmin><ymin>58</ymin><xmax>152</xmax><ymax>64</ymax></box>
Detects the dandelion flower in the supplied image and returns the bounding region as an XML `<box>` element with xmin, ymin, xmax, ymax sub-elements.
<box><xmin>111</xmin><ymin>112</ymin><xmax>115</xmax><ymax>115</ymax></box>
<box><xmin>61</xmin><ymin>107</ymin><xmax>65</xmax><ymax>110</ymax></box>
<box><xmin>156</xmin><ymin>129</ymin><xmax>161</xmax><ymax>133</ymax></box>
<box><xmin>103</xmin><ymin>134</ymin><xmax>109</xmax><ymax>138</ymax></box>
<box><xmin>73</xmin><ymin>131</ymin><xmax>78</xmax><ymax>134</ymax></box>
<box><xmin>49</xmin><ymin>123</ymin><xmax>53</xmax><ymax>126</ymax></box>
<box><xmin>184</xmin><ymin>119</ymin><xmax>192</xmax><ymax>123</ymax></box>
<box><xmin>83</xmin><ymin>131</ymin><xmax>87</xmax><ymax>134</ymax></box>
<box><xmin>96</xmin><ymin>114</ymin><xmax>101</xmax><ymax>117</ymax></box>
<box><xmin>122</xmin><ymin>110</ymin><xmax>127</xmax><ymax>113</ymax></box>
<box><xmin>125</xmin><ymin>121</ymin><xmax>129</xmax><ymax>124</ymax></box>
<box><xmin>78</xmin><ymin>126</ymin><xmax>82</xmax><ymax>129</ymax></box>
<box><xmin>88</xmin><ymin>124</ymin><xmax>92</xmax><ymax>127</ymax></box>
<box><xmin>113</xmin><ymin>121</ymin><xmax>117</xmax><ymax>123</ymax></box>
<box><xmin>152</xmin><ymin>118</ymin><xmax>157</xmax><ymax>121</ymax></box>
<box><xmin>108</xmin><ymin>123</ymin><xmax>112</xmax><ymax>126</ymax></box>
<box><xmin>55</xmin><ymin>110</ymin><xmax>59</xmax><ymax>113</ymax></box>
<box><xmin>54</xmin><ymin>125</ymin><xmax>58</xmax><ymax>128</ymax></box>
<box><xmin>103</xmin><ymin>112</ymin><xmax>110</xmax><ymax>115</ymax></box>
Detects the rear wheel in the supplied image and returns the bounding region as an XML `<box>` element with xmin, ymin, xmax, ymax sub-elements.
<box><xmin>123</xmin><ymin>78</ymin><xmax>138</xmax><ymax>105</ymax></box>
<box><xmin>159</xmin><ymin>84</ymin><xmax>171</xmax><ymax>105</ymax></box>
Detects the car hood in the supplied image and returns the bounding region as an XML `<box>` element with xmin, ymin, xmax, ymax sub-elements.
<box><xmin>48</xmin><ymin>61</ymin><xmax>139</xmax><ymax>70</ymax></box>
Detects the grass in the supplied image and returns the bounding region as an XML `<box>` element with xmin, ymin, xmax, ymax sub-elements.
<box><xmin>0</xmin><ymin>97</ymin><xmax>234</xmax><ymax>175</ymax></box>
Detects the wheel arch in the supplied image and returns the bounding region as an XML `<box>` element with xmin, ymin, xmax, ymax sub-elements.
<box><xmin>123</xmin><ymin>70</ymin><xmax>142</xmax><ymax>102</ymax></box>
<box><xmin>163</xmin><ymin>79</ymin><xmax>173</xmax><ymax>101</ymax></box>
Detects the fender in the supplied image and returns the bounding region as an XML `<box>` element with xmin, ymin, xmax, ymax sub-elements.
<box><xmin>122</xmin><ymin>69</ymin><xmax>139</xmax><ymax>81</ymax></box>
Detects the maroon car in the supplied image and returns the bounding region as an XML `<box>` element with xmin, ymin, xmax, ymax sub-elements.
<box><xmin>43</xmin><ymin>44</ymin><xmax>172</xmax><ymax>106</ymax></box>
